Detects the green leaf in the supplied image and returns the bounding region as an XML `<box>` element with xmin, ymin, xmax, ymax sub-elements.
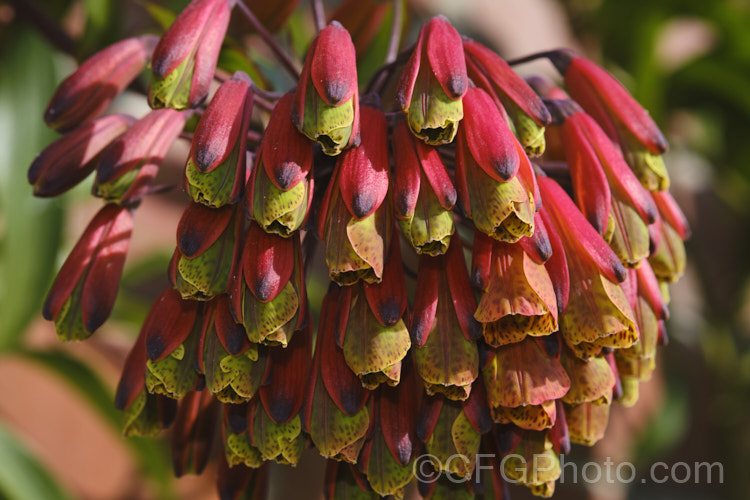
<box><xmin>0</xmin><ymin>29</ymin><xmax>65</xmax><ymax>351</ymax></box>
<box><xmin>0</xmin><ymin>421</ymin><xmax>73</xmax><ymax>500</ymax></box>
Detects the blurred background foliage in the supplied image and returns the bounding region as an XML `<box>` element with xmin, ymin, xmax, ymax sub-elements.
<box><xmin>0</xmin><ymin>0</ymin><xmax>747</xmax><ymax>499</ymax></box>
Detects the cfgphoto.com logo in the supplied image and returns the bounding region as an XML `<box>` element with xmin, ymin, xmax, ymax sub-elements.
<box><xmin>412</xmin><ymin>453</ymin><xmax>724</xmax><ymax>486</ymax></box>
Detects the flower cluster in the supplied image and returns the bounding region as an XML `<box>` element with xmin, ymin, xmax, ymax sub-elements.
<box><xmin>31</xmin><ymin>1</ymin><xmax>689</xmax><ymax>499</ymax></box>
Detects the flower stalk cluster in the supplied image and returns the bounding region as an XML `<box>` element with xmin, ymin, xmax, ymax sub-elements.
<box><xmin>32</xmin><ymin>1</ymin><xmax>689</xmax><ymax>499</ymax></box>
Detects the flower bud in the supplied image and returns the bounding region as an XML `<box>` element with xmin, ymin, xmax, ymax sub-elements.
<box><xmin>317</xmin><ymin>103</ymin><xmax>391</xmax><ymax>285</ymax></box>
<box><xmin>292</xmin><ymin>22</ymin><xmax>360</xmax><ymax>155</ymax></box>
<box><xmin>149</xmin><ymin>0</ymin><xmax>231</xmax><ymax>110</ymax></box>
<box><xmin>359</xmin><ymin>358</ymin><xmax>419</xmax><ymax>497</ymax></box>
<box><xmin>45</xmin><ymin>35</ymin><xmax>158</xmax><ymax>131</ymax></box>
<box><xmin>392</xmin><ymin>118</ymin><xmax>456</xmax><ymax>256</ymax></box>
<box><xmin>324</xmin><ymin>460</ymin><xmax>373</xmax><ymax>499</ymax></box>
<box><xmin>169</xmin><ymin>203</ymin><xmax>240</xmax><ymax>300</ymax></box>
<box><xmin>412</xmin><ymin>235</ymin><xmax>480</xmax><ymax>401</ymax></box>
<box><xmin>463</xmin><ymin>39</ymin><xmax>550</xmax><ymax>155</ymax></box>
<box><xmin>203</xmin><ymin>296</ymin><xmax>266</xmax><ymax>403</ymax></box>
<box><xmin>42</xmin><ymin>204</ymin><xmax>133</xmax><ymax>340</ymax></box>
<box><xmin>114</xmin><ymin>318</ymin><xmax>177</xmax><ymax>436</ymax></box>
<box><xmin>186</xmin><ymin>74</ymin><xmax>253</xmax><ymax>207</ymax></box>
<box><xmin>224</xmin><ymin>403</ymin><xmax>264</xmax><ymax>468</ymax></box>
<box><xmin>142</xmin><ymin>288</ymin><xmax>204</xmax><ymax>399</ymax></box>
<box><xmin>248</xmin><ymin>93</ymin><xmax>313</xmax><ymax>236</ymax></box>
<box><xmin>550</xmin><ymin>50</ymin><xmax>670</xmax><ymax>191</ymax></box>
<box><xmin>648</xmin><ymin>191</ymin><xmax>689</xmax><ymax>283</ymax></box>
<box><xmin>337</xmin><ymin>236</ymin><xmax>410</xmax><ymax>389</ymax></box>
<box><xmin>539</xmin><ymin>177</ymin><xmax>638</xmax><ymax>359</ymax></box>
<box><xmin>558</xmin><ymin>107</ymin><xmax>657</xmax><ymax>266</ymax></box>
<box><xmin>455</xmin><ymin>88</ymin><xmax>536</xmax><ymax>242</ymax></box>
<box><xmin>397</xmin><ymin>16</ymin><xmax>467</xmax><ymax>145</ymax></box>
<box><xmin>248</xmin><ymin>398</ymin><xmax>305</xmax><ymax>466</ymax></box>
<box><xmin>29</xmin><ymin>114</ymin><xmax>134</xmax><ymax>197</ymax></box>
<box><xmin>304</xmin><ymin>288</ymin><xmax>370</xmax><ymax>463</ymax></box>
<box><xmin>502</xmin><ymin>430</ymin><xmax>560</xmax><ymax>497</ymax></box>
<box><xmin>94</xmin><ymin>109</ymin><xmax>187</xmax><ymax>203</ymax></box>
<box><xmin>417</xmin><ymin>395</ymin><xmax>484</xmax><ymax>479</ymax></box>
<box><xmin>170</xmin><ymin>389</ymin><xmax>221</xmax><ymax>476</ymax></box>
<box><xmin>230</xmin><ymin>224</ymin><xmax>306</xmax><ymax>347</ymax></box>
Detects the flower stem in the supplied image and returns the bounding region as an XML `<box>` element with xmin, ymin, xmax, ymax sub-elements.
<box><xmin>234</xmin><ymin>1</ymin><xmax>300</xmax><ymax>80</ymax></box>
<box><xmin>505</xmin><ymin>50</ymin><xmax>558</xmax><ymax>66</ymax></box>
<box><xmin>384</xmin><ymin>0</ymin><xmax>402</xmax><ymax>64</ymax></box>
<box><xmin>311</xmin><ymin>0</ymin><xmax>326</xmax><ymax>33</ymax></box>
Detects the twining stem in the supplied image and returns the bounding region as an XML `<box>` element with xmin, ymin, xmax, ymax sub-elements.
<box><xmin>505</xmin><ymin>50</ymin><xmax>559</xmax><ymax>67</ymax></box>
<box><xmin>253</xmin><ymin>95</ymin><xmax>276</xmax><ymax>112</ymax></box>
<box><xmin>251</xmin><ymin>84</ymin><xmax>284</xmax><ymax>101</ymax></box>
<box><xmin>234</xmin><ymin>1</ymin><xmax>300</xmax><ymax>80</ymax></box>
<box><xmin>384</xmin><ymin>0</ymin><xmax>403</xmax><ymax>64</ymax></box>
<box><xmin>311</xmin><ymin>0</ymin><xmax>326</xmax><ymax>33</ymax></box>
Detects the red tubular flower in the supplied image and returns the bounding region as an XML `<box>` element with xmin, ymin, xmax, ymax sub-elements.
<box><xmin>42</xmin><ymin>204</ymin><xmax>133</xmax><ymax>341</ymax></box>
<box><xmin>474</xmin><ymin>241</ymin><xmax>559</xmax><ymax>346</ymax></box>
<box><xmin>358</xmin><ymin>358</ymin><xmax>420</xmax><ymax>497</ymax></box>
<box><xmin>317</xmin><ymin>102</ymin><xmax>391</xmax><ymax>285</ymax></box>
<box><xmin>392</xmin><ymin>118</ymin><xmax>457</xmax><ymax>256</ymax></box>
<box><xmin>171</xmin><ymin>389</ymin><xmax>221</xmax><ymax>476</ymax></box>
<box><xmin>44</xmin><ymin>35</ymin><xmax>158</xmax><ymax>131</ymax></box>
<box><xmin>417</xmin><ymin>386</ymin><xmax>491</xmax><ymax>479</ymax></box>
<box><xmin>29</xmin><ymin>114</ymin><xmax>134</xmax><ymax>197</ymax></box>
<box><xmin>202</xmin><ymin>295</ymin><xmax>266</xmax><ymax>403</ymax></box>
<box><xmin>559</xmin><ymin>106</ymin><xmax>658</xmax><ymax>266</ymax></box>
<box><xmin>304</xmin><ymin>287</ymin><xmax>370</xmax><ymax>463</ymax></box>
<box><xmin>248</xmin><ymin>93</ymin><xmax>314</xmax><ymax>236</ymax></box>
<box><xmin>292</xmin><ymin>22</ymin><xmax>360</xmax><ymax>155</ymax></box>
<box><xmin>185</xmin><ymin>74</ymin><xmax>253</xmax><ymax>207</ymax></box>
<box><xmin>397</xmin><ymin>16</ymin><xmax>468</xmax><ymax>145</ymax></box>
<box><xmin>115</xmin><ymin>314</ymin><xmax>177</xmax><ymax>437</ymax></box>
<box><xmin>217</xmin><ymin>457</ymin><xmax>269</xmax><ymax>500</ymax></box>
<box><xmin>552</xmin><ymin>51</ymin><xmax>668</xmax><ymax>155</ymax></box>
<box><xmin>411</xmin><ymin>234</ymin><xmax>480</xmax><ymax>401</ymax></box>
<box><xmin>94</xmin><ymin>109</ymin><xmax>187</xmax><ymax>203</ymax></box>
<box><xmin>483</xmin><ymin>336</ymin><xmax>570</xmax><ymax>430</ymax></box>
<box><xmin>169</xmin><ymin>203</ymin><xmax>240</xmax><ymax>300</ymax></box>
<box><xmin>501</xmin><ymin>429</ymin><xmax>561</xmax><ymax>496</ymax></box>
<box><xmin>615</xmin><ymin>263</ymin><xmax>667</xmax><ymax>398</ymax></box>
<box><xmin>337</xmin><ymin>236</ymin><xmax>410</xmax><ymax>389</ymax></box>
<box><xmin>456</xmin><ymin>88</ymin><xmax>537</xmax><ymax>242</ymax></box>
<box><xmin>550</xmin><ymin>50</ymin><xmax>670</xmax><ymax>191</ymax></box>
<box><xmin>324</xmin><ymin>460</ymin><xmax>373</xmax><ymax>498</ymax></box>
<box><xmin>649</xmin><ymin>191</ymin><xmax>689</xmax><ymax>283</ymax></box>
<box><xmin>560</xmin><ymin>349</ymin><xmax>615</xmax><ymax>446</ymax></box>
<box><xmin>230</xmin><ymin>223</ymin><xmax>306</xmax><ymax>346</ymax></box>
<box><xmin>463</xmin><ymin>39</ymin><xmax>550</xmax><ymax>155</ymax></box>
<box><xmin>227</xmin><ymin>323</ymin><xmax>312</xmax><ymax>467</ymax></box>
<box><xmin>143</xmin><ymin>289</ymin><xmax>207</xmax><ymax>400</ymax></box>
<box><xmin>539</xmin><ymin>176</ymin><xmax>638</xmax><ymax>359</ymax></box>
<box><xmin>149</xmin><ymin>0</ymin><xmax>231</xmax><ymax>110</ymax></box>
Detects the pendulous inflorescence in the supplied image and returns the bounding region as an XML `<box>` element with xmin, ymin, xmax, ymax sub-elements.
<box><xmin>30</xmin><ymin>1</ymin><xmax>690</xmax><ymax>498</ymax></box>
